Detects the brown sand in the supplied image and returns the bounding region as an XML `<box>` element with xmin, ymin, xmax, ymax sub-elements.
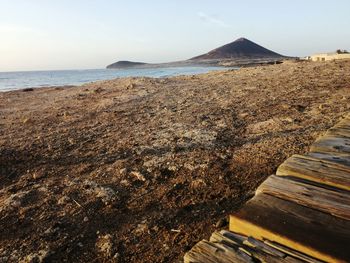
<box><xmin>0</xmin><ymin>60</ymin><xmax>349</xmax><ymax>262</ymax></box>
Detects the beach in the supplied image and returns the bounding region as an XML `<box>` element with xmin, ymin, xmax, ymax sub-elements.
<box><xmin>0</xmin><ymin>60</ymin><xmax>349</xmax><ymax>262</ymax></box>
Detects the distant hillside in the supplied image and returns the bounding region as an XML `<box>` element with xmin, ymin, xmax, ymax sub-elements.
<box><xmin>107</xmin><ymin>60</ymin><xmax>148</xmax><ymax>69</ymax></box>
<box><xmin>106</xmin><ymin>38</ymin><xmax>286</xmax><ymax>69</ymax></box>
<box><xmin>190</xmin><ymin>37</ymin><xmax>284</xmax><ymax>60</ymax></box>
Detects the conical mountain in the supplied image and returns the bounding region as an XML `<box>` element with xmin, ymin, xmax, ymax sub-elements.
<box><xmin>190</xmin><ymin>37</ymin><xmax>284</xmax><ymax>60</ymax></box>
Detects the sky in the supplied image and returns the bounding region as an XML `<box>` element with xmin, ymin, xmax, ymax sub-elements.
<box><xmin>1</xmin><ymin>0</ymin><xmax>350</xmax><ymax>71</ymax></box>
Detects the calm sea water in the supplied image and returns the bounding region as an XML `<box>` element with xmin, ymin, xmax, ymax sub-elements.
<box><xmin>0</xmin><ymin>66</ymin><xmax>227</xmax><ymax>92</ymax></box>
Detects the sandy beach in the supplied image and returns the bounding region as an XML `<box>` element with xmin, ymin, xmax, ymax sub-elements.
<box><xmin>1</xmin><ymin>60</ymin><xmax>349</xmax><ymax>262</ymax></box>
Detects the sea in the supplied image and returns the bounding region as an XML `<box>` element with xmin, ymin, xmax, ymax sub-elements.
<box><xmin>0</xmin><ymin>66</ymin><xmax>227</xmax><ymax>92</ymax></box>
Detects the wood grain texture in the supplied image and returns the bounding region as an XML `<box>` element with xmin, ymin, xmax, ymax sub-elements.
<box><xmin>328</xmin><ymin>117</ymin><xmax>350</xmax><ymax>136</ymax></box>
<box><xmin>229</xmin><ymin>193</ymin><xmax>350</xmax><ymax>263</ymax></box>
<box><xmin>209</xmin><ymin>230</ymin><xmax>246</xmax><ymax>246</ymax></box>
<box><xmin>257</xmin><ymin>175</ymin><xmax>350</xmax><ymax>220</ymax></box>
<box><xmin>209</xmin><ymin>231</ymin><xmax>303</xmax><ymax>263</ymax></box>
<box><xmin>276</xmin><ymin>154</ymin><xmax>350</xmax><ymax>190</ymax></box>
<box><xmin>307</xmin><ymin>152</ymin><xmax>350</xmax><ymax>167</ymax></box>
<box><xmin>310</xmin><ymin>136</ymin><xmax>350</xmax><ymax>154</ymax></box>
<box><xmin>184</xmin><ymin>239</ymin><xmax>252</xmax><ymax>263</ymax></box>
<box><xmin>244</xmin><ymin>236</ymin><xmax>285</xmax><ymax>258</ymax></box>
<box><xmin>264</xmin><ymin>241</ymin><xmax>324</xmax><ymax>263</ymax></box>
<box><xmin>326</xmin><ymin>127</ymin><xmax>350</xmax><ymax>139</ymax></box>
<box><xmin>334</xmin><ymin>119</ymin><xmax>350</xmax><ymax>129</ymax></box>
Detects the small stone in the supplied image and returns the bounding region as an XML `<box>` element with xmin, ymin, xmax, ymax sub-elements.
<box><xmin>134</xmin><ymin>223</ymin><xmax>148</xmax><ymax>235</ymax></box>
<box><xmin>319</xmin><ymin>103</ymin><xmax>330</xmax><ymax>110</ymax></box>
<box><xmin>32</xmin><ymin>170</ymin><xmax>45</xmax><ymax>180</ymax></box>
<box><xmin>95</xmin><ymin>186</ymin><xmax>117</xmax><ymax>205</ymax></box>
<box><xmin>57</xmin><ymin>196</ymin><xmax>70</xmax><ymax>205</ymax></box>
<box><xmin>190</xmin><ymin>179</ymin><xmax>206</xmax><ymax>189</ymax></box>
<box><xmin>119</xmin><ymin>168</ymin><xmax>127</xmax><ymax>175</ymax></box>
<box><xmin>163</xmin><ymin>244</ymin><xmax>170</xmax><ymax>251</ymax></box>
<box><xmin>152</xmin><ymin>226</ymin><xmax>159</xmax><ymax>232</ymax></box>
<box><xmin>168</xmin><ymin>165</ymin><xmax>177</xmax><ymax>172</ymax></box>
<box><xmin>184</xmin><ymin>163</ymin><xmax>195</xmax><ymax>171</ymax></box>
<box><xmin>23</xmin><ymin>118</ymin><xmax>32</xmax><ymax>124</ymax></box>
<box><xmin>83</xmin><ymin>216</ymin><xmax>89</xmax><ymax>222</ymax></box>
<box><xmin>19</xmin><ymin>249</ymin><xmax>49</xmax><ymax>263</ymax></box>
<box><xmin>96</xmin><ymin>234</ymin><xmax>114</xmax><ymax>258</ymax></box>
<box><xmin>93</xmin><ymin>87</ymin><xmax>104</xmax><ymax>93</ymax></box>
<box><xmin>130</xmin><ymin>171</ymin><xmax>146</xmax><ymax>181</ymax></box>
<box><xmin>238</xmin><ymin>112</ymin><xmax>249</xmax><ymax>118</ymax></box>
<box><xmin>127</xmin><ymin>83</ymin><xmax>136</xmax><ymax>89</ymax></box>
<box><xmin>294</xmin><ymin>104</ymin><xmax>306</xmax><ymax>112</ymax></box>
<box><xmin>120</xmin><ymin>179</ymin><xmax>130</xmax><ymax>186</ymax></box>
<box><xmin>44</xmin><ymin>227</ymin><xmax>54</xmax><ymax>235</ymax></box>
<box><xmin>22</xmin><ymin>88</ymin><xmax>34</xmax><ymax>92</ymax></box>
<box><xmin>282</xmin><ymin>117</ymin><xmax>294</xmax><ymax>123</ymax></box>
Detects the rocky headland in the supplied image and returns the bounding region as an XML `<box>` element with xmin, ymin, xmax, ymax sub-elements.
<box><xmin>106</xmin><ymin>38</ymin><xmax>287</xmax><ymax>69</ymax></box>
<box><xmin>106</xmin><ymin>61</ymin><xmax>148</xmax><ymax>69</ymax></box>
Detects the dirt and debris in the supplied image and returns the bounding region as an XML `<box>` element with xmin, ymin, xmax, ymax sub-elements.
<box><xmin>0</xmin><ymin>60</ymin><xmax>349</xmax><ymax>262</ymax></box>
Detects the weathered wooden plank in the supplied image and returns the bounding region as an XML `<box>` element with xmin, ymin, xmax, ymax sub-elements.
<box><xmin>334</xmin><ymin>119</ymin><xmax>350</xmax><ymax>129</ymax></box>
<box><xmin>310</xmin><ymin>136</ymin><xmax>350</xmax><ymax>154</ymax></box>
<box><xmin>264</xmin><ymin>240</ymin><xmax>324</xmax><ymax>263</ymax></box>
<box><xmin>229</xmin><ymin>193</ymin><xmax>350</xmax><ymax>263</ymax></box>
<box><xmin>276</xmin><ymin>154</ymin><xmax>350</xmax><ymax>190</ymax></box>
<box><xmin>326</xmin><ymin>127</ymin><xmax>350</xmax><ymax>139</ymax></box>
<box><xmin>256</xmin><ymin>175</ymin><xmax>350</xmax><ymax>220</ymax></box>
<box><xmin>327</xmin><ymin>115</ymin><xmax>350</xmax><ymax>136</ymax></box>
<box><xmin>280</xmin><ymin>153</ymin><xmax>350</xmax><ymax>172</ymax></box>
<box><xmin>184</xmin><ymin>239</ymin><xmax>252</xmax><ymax>263</ymax></box>
<box><xmin>242</xmin><ymin>247</ymin><xmax>302</xmax><ymax>263</ymax></box>
<box><xmin>209</xmin><ymin>231</ymin><xmax>303</xmax><ymax>263</ymax></box>
<box><xmin>284</xmin><ymin>256</ymin><xmax>309</xmax><ymax>263</ymax></box>
<box><xmin>301</xmin><ymin>153</ymin><xmax>350</xmax><ymax>171</ymax></box>
<box><xmin>244</xmin><ymin>236</ymin><xmax>286</xmax><ymax>258</ymax></box>
<box><xmin>209</xmin><ymin>230</ymin><xmax>245</xmax><ymax>246</ymax></box>
<box><xmin>307</xmin><ymin>152</ymin><xmax>350</xmax><ymax>168</ymax></box>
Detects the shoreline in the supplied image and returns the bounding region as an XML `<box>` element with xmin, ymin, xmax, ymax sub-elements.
<box><xmin>0</xmin><ymin>57</ymin><xmax>288</xmax><ymax>93</ymax></box>
<box><xmin>1</xmin><ymin>60</ymin><xmax>349</xmax><ymax>262</ymax></box>
<box><xmin>0</xmin><ymin>65</ymin><xmax>232</xmax><ymax>93</ymax></box>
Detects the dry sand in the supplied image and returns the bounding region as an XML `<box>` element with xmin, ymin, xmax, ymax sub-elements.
<box><xmin>0</xmin><ymin>60</ymin><xmax>349</xmax><ymax>262</ymax></box>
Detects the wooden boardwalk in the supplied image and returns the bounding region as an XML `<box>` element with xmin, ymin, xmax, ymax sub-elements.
<box><xmin>185</xmin><ymin>114</ymin><xmax>350</xmax><ymax>263</ymax></box>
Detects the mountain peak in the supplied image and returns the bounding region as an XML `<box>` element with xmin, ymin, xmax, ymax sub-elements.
<box><xmin>190</xmin><ymin>37</ymin><xmax>284</xmax><ymax>60</ymax></box>
<box><xmin>235</xmin><ymin>37</ymin><xmax>248</xmax><ymax>42</ymax></box>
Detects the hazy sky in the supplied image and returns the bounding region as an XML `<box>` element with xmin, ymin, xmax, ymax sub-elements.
<box><xmin>1</xmin><ymin>0</ymin><xmax>350</xmax><ymax>71</ymax></box>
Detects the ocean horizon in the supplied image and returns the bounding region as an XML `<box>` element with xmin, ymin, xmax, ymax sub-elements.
<box><xmin>0</xmin><ymin>66</ymin><xmax>230</xmax><ymax>92</ymax></box>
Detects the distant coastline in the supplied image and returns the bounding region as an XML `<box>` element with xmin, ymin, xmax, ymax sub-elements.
<box><xmin>106</xmin><ymin>57</ymin><xmax>286</xmax><ymax>70</ymax></box>
<box><xmin>106</xmin><ymin>37</ymin><xmax>290</xmax><ymax>69</ymax></box>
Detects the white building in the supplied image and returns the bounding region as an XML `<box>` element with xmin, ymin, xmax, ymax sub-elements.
<box><xmin>309</xmin><ymin>52</ymin><xmax>350</xmax><ymax>62</ymax></box>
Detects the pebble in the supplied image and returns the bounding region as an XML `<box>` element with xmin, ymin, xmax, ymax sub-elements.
<box><xmin>57</xmin><ymin>196</ymin><xmax>70</xmax><ymax>205</ymax></box>
<box><xmin>130</xmin><ymin>171</ymin><xmax>146</xmax><ymax>181</ymax></box>
<box><xmin>96</xmin><ymin>234</ymin><xmax>114</xmax><ymax>258</ymax></box>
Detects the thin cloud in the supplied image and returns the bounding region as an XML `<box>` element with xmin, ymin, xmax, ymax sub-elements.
<box><xmin>197</xmin><ymin>12</ymin><xmax>231</xmax><ymax>28</ymax></box>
